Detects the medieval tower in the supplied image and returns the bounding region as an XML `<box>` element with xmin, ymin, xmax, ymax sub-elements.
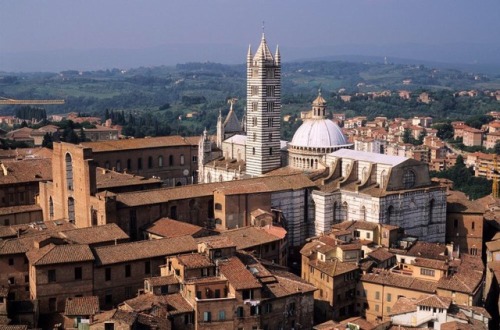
<box><xmin>245</xmin><ymin>33</ymin><xmax>281</xmax><ymax>176</ymax></box>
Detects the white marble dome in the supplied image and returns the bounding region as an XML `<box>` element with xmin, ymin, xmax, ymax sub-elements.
<box><xmin>291</xmin><ymin>119</ymin><xmax>348</xmax><ymax>148</ymax></box>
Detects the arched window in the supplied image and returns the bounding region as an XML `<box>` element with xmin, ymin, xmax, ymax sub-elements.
<box><xmin>180</xmin><ymin>155</ymin><xmax>185</xmax><ymax>165</ymax></box>
<box><xmin>148</xmin><ymin>156</ymin><xmax>153</xmax><ymax>169</ymax></box>
<box><xmin>65</xmin><ymin>153</ymin><xmax>73</xmax><ymax>190</ymax></box>
<box><xmin>253</xmin><ymin>133</ymin><xmax>256</xmax><ymax>142</ymax></box>
<box><xmin>207</xmin><ymin>172</ymin><xmax>211</xmax><ymax>183</ymax></box>
<box><xmin>252</xmin><ymin>147</ymin><xmax>256</xmax><ymax>155</ymax></box>
<box><xmin>215</xmin><ymin>203</ymin><xmax>222</xmax><ymax>210</ymax></box>
<box><xmin>342</xmin><ymin>202</ymin><xmax>348</xmax><ymax>222</ymax></box>
<box><xmin>268</xmin><ymin>133</ymin><xmax>272</xmax><ymax>142</ymax></box>
<box><xmin>360</xmin><ymin>206</ymin><xmax>366</xmax><ymax>221</ymax></box>
<box><xmin>169</xmin><ymin>155</ymin><xmax>174</xmax><ymax>166</ymax></box>
<box><xmin>49</xmin><ymin>197</ymin><xmax>54</xmax><ymax>219</ymax></box>
<box><xmin>269</xmin><ymin>147</ymin><xmax>273</xmax><ymax>155</ymax></box>
<box><xmin>333</xmin><ymin>202</ymin><xmax>338</xmax><ymax>223</ymax></box>
<box><xmin>91</xmin><ymin>207</ymin><xmax>98</xmax><ymax>226</ymax></box>
<box><xmin>158</xmin><ymin>156</ymin><xmax>163</xmax><ymax>167</ymax></box>
<box><xmin>219</xmin><ymin>175</ymin><xmax>223</xmax><ymax>182</ymax></box>
<box><xmin>429</xmin><ymin>199</ymin><xmax>435</xmax><ymax>223</ymax></box>
<box><xmin>387</xmin><ymin>205</ymin><xmax>395</xmax><ymax>225</ymax></box>
<box><xmin>127</xmin><ymin>159</ymin><xmax>132</xmax><ymax>170</ymax></box>
<box><xmin>116</xmin><ymin>160</ymin><xmax>121</xmax><ymax>172</ymax></box>
<box><xmin>471</xmin><ymin>221</ymin><xmax>475</xmax><ymax>231</ymax></box>
<box><xmin>137</xmin><ymin>158</ymin><xmax>143</xmax><ymax>170</ymax></box>
<box><xmin>403</xmin><ymin>170</ymin><xmax>416</xmax><ymax>189</ymax></box>
<box><xmin>68</xmin><ymin>197</ymin><xmax>75</xmax><ymax>223</ymax></box>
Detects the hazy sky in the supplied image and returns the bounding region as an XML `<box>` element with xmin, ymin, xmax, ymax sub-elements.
<box><xmin>1</xmin><ymin>0</ymin><xmax>500</xmax><ymax>71</ymax></box>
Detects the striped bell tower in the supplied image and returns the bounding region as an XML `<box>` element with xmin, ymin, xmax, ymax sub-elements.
<box><xmin>245</xmin><ymin>33</ymin><xmax>281</xmax><ymax>176</ymax></box>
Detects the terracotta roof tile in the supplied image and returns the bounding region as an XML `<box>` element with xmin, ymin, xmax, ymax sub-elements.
<box><xmin>93</xmin><ymin>236</ymin><xmax>197</xmax><ymax>265</ymax></box>
<box><xmin>218</xmin><ymin>256</ymin><xmax>262</xmax><ymax>290</ymax></box>
<box><xmin>0</xmin><ymin>204</ymin><xmax>42</xmax><ymax>216</ymax></box>
<box><xmin>361</xmin><ymin>269</ymin><xmax>437</xmax><ymax>293</ymax></box>
<box><xmin>65</xmin><ymin>296</ymin><xmax>100</xmax><ymax>316</ymax></box>
<box><xmin>220</xmin><ymin>226</ymin><xmax>282</xmax><ymax>250</ymax></box>
<box><xmin>368</xmin><ymin>247</ymin><xmax>395</xmax><ymax>263</ymax></box>
<box><xmin>115</xmin><ymin>173</ymin><xmax>315</xmax><ymax>207</ymax></box>
<box><xmin>58</xmin><ymin>223</ymin><xmax>129</xmax><ymax>245</ymax></box>
<box><xmin>81</xmin><ymin>136</ymin><xmax>193</xmax><ymax>152</ymax></box>
<box><xmin>413</xmin><ymin>258</ymin><xmax>449</xmax><ymax>271</ymax></box>
<box><xmin>176</xmin><ymin>253</ymin><xmax>214</xmax><ymax>269</ymax></box>
<box><xmin>264</xmin><ymin>271</ymin><xmax>316</xmax><ymax>298</ymax></box>
<box><xmin>26</xmin><ymin>243</ymin><xmax>95</xmax><ymax>266</ymax></box>
<box><xmin>145</xmin><ymin>218</ymin><xmax>206</xmax><ymax>238</ymax></box>
<box><xmin>197</xmin><ymin>236</ymin><xmax>236</xmax><ymax>249</ymax></box>
<box><xmin>389</xmin><ymin>297</ymin><xmax>418</xmax><ymax>315</ymax></box>
<box><xmin>96</xmin><ymin>168</ymin><xmax>162</xmax><ymax>190</ymax></box>
<box><xmin>0</xmin><ymin>158</ymin><xmax>52</xmax><ymax>185</ymax></box>
<box><xmin>416</xmin><ymin>294</ymin><xmax>452</xmax><ymax>309</ymax></box>
<box><xmin>309</xmin><ymin>259</ymin><xmax>358</xmax><ymax>277</ymax></box>
<box><xmin>146</xmin><ymin>275</ymin><xmax>179</xmax><ymax>287</ymax></box>
<box><xmin>405</xmin><ymin>241</ymin><xmax>447</xmax><ymax>260</ymax></box>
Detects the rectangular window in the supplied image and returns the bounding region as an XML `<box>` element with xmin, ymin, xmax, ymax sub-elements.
<box><xmin>75</xmin><ymin>267</ymin><xmax>82</xmax><ymax>280</ymax></box>
<box><xmin>203</xmin><ymin>311</ymin><xmax>211</xmax><ymax>322</ymax></box>
<box><xmin>49</xmin><ymin>297</ymin><xmax>57</xmax><ymax>312</ymax></box>
<box><xmin>8</xmin><ymin>258</ymin><xmax>14</xmax><ymax>266</ymax></box>
<box><xmin>215</xmin><ymin>289</ymin><xmax>221</xmax><ymax>298</ymax></box>
<box><xmin>266</xmin><ymin>69</ymin><xmax>275</xmax><ymax>78</ymax></box>
<box><xmin>180</xmin><ymin>155</ymin><xmax>185</xmax><ymax>165</ymax></box>
<box><xmin>366</xmin><ymin>232</ymin><xmax>371</xmax><ymax>239</ymax></box>
<box><xmin>236</xmin><ymin>306</ymin><xmax>244</xmax><ymax>318</ymax></box>
<box><xmin>125</xmin><ymin>264</ymin><xmax>131</xmax><ymax>277</ymax></box>
<box><xmin>420</xmin><ymin>268</ymin><xmax>435</xmax><ymax>277</ymax></box>
<box><xmin>105</xmin><ymin>294</ymin><xmax>112</xmax><ymax>305</ymax></box>
<box><xmin>145</xmin><ymin>261</ymin><xmax>151</xmax><ymax>275</ymax></box>
<box><xmin>267</xmin><ymin>101</ymin><xmax>274</xmax><ymax>112</ymax></box>
<box><xmin>192</xmin><ymin>155</ymin><xmax>198</xmax><ymax>163</ymax></box>
<box><xmin>387</xmin><ymin>293</ymin><xmax>392</xmax><ymax>302</ymax></box>
<box><xmin>266</xmin><ymin>85</ymin><xmax>275</xmax><ymax>97</ymax></box>
<box><xmin>218</xmin><ymin>310</ymin><xmax>225</xmax><ymax>321</ymax></box>
<box><xmin>250</xmin><ymin>305</ymin><xmax>259</xmax><ymax>316</ymax></box>
<box><xmin>375</xmin><ymin>291</ymin><xmax>380</xmax><ymax>300</ymax></box>
<box><xmin>105</xmin><ymin>268</ymin><xmax>111</xmax><ymax>281</ymax></box>
<box><xmin>375</xmin><ymin>304</ymin><xmax>379</xmax><ymax>312</ymax></box>
<box><xmin>48</xmin><ymin>269</ymin><xmax>56</xmax><ymax>283</ymax></box>
<box><xmin>251</xmin><ymin>86</ymin><xmax>259</xmax><ymax>96</ymax></box>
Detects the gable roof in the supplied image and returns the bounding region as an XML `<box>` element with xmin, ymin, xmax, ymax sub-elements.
<box><xmin>26</xmin><ymin>243</ymin><xmax>95</xmax><ymax>266</ymax></box>
<box><xmin>329</xmin><ymin>148</ymin><xmax>409</xmax><ymax>166</ymax></box>
<box><xmin>65</xmin><ymin>296</ymin><xmax>100</xmax><ymax>316</ymax></box>
<box><xmin>93</xmin><ymin>236</ymin><xmax>197</xmax><ymax>266</ymax></box>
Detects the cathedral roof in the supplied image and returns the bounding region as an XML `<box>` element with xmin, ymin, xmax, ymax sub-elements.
<box><xmin>290</xmin><ymin>118</ymin><xmax>349</xmax><ymax>148</ymax></box>
<box><xmin>223</xmin><ymin>108</ymin><xmax>241</xmax><ymax>133</ymax></box>
<box><xmin>313</xmin><ymin>93</ymin><xmax>327</xmax><ymax>106</ymax></box>
<box><xmin>253</xmin><ymin>33</ymin><xmax>274</xmax><ymax>62</ymax></box>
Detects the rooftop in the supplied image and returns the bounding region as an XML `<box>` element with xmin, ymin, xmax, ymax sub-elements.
<box><xmin>65</xmin><ymin>296</ymin><xmax>100</xmax><ymax>316</ymax></box>
<box><xmin>219</xmin><ymin>226</ymin><xmax>283</xmax><ymax>250</ymax></box>
<box><xmin>80</xmin><ymin>135</ymin><xmax>197</xmax><ymax>152</ymax></box>
<box><xmin>145</xmin><ymin>218</ymin><xmax>206</xmax><ymax>238</ymax></box>
<box><xmin>58</xmin><ymin>223</ymin><xmax>129</xmax><ymax>245</ymax></box>
<box><xmin>27</xmin><ymin>243</ymin><xmax>95</xmax><ymax>266</ymax></box>
<box><xmin>218</xmin><ymin>256</ymin><xmax>262</xmax><ymax>290</ymax></box>
<box><xmin>93</xmin><ymin>235</ymin><xmax>197</xmax><ymax>266</ymax></box>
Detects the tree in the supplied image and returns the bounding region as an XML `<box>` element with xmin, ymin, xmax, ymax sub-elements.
<box><xmin>418</xmin><ymin>129</ymin><xmax>427</xmax><ymax>145</ymax></box>
<box><xmin>433</xmin><ymin>122</ymin><xmax>454</xmax><ymax>140</ymax></box>
<box><xmin>403</xmin><ymin>129</ymin><xmax>412</xmax><ymax>144</ymax></box>
<box><xmin>42</xmin><ymin>133</ymin><xmax>53</xmax><ymax>149</ymax></box>
<box><xmin>495</xmin><ymin>140</ymin><xmax>500</xmax><ymax>155</ymax></box>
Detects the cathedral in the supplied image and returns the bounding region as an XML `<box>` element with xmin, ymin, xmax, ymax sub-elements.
<box><xmin>197</xmin><ymin>32</ymin><xmax>447</xmax><ymax>243</ymax></box>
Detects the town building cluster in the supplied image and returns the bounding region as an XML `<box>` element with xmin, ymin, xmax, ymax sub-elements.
<box><xmin>0</xmin><ymin>33</ymin><xmax>499</xmax><ymax>330</ymax></box>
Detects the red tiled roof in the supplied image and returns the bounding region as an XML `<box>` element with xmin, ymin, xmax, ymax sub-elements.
<box><xmin>220</xmin><ymin>226</ymin><xmax>283</xmax><ymax>250</ymax></box>
<box><xmin>0</xmin><ymin>158</ymin><xmax>52</xmax><ymax>185</ymax></box>
<box><xmin>80</xmin><ymin>135</ymin><xmax>194</xmax><ymax>152</ymax></box>
<box><xmin>27</xmin><ymin>243</ymin><xmax>95</xmax><ymax>266</ymax></box>
<box><xmin>65</xmin><ymin>296</ymin><xmax>100</xmax><ymax>316</ymax></box>
<box><xmin>145</xmin><ymin>218</ymin><xmax>205</xmax><ymax>238</ymax></box>
<box><xmin>218</xmin><ymin>256</ymin><xmax>262</xmax><ymax>290</ymax></box>
<box><xmin>176</xmin><ymin>253</ymin><xmax>214</xmax><ymax>269</ymax></box>
<box><xmin>93</xmin><ymin>236</ymin><xmax>197</xmax><ymax>266</ymax></box>
<box><xmin>58</xmin><ymin>223</ymin><xmax>129</xmax><ymax>245</ymax></box>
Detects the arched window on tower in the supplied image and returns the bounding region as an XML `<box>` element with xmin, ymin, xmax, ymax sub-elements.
<box><xmin>65</xmin><ymin>153</ymin><xmax>73</xmax><ymax>191</ymax></box>
<box><xmin>68</xmin><ymin>197</ymin><xmax>75</xmax><ymax>223</ymax></box>
<box><xmin>49</xmin><ymin>197</ymin><xmax>54</xmax><ymax>219</ymax></box>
